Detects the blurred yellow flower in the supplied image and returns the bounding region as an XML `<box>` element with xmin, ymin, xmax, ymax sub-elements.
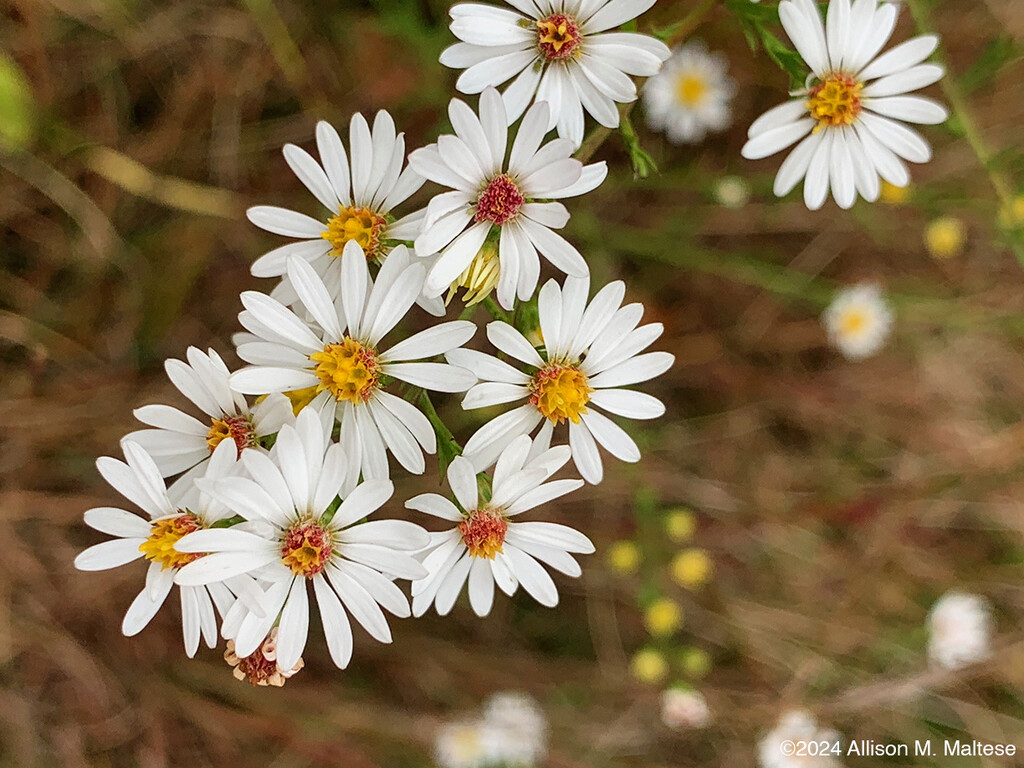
<box><xmin>607</xmin><ymin>540</ymin><xmax>640</xmax><ymax>575</ymax></box>
<box><xmin>665</xmin><ymin>509</ymin><xmax>696</xmax><ymax>543</ymax></box>
<box><xmin>631</xmin><ymin>648</ymin><xmax>669</xmax><ymax>684</ymax></box>
<box><xmin>880</xmin><ymin>181</ymin><xmax>911</xmax><ymax>205</ymax></box>
<box><xmin>999</xmin><ymin>195</ymin><xmax>1024</xmax><ymax>230</ymax></box>
<box><xmin>925</xmin><ymin>217</ymin><xmax>966</xmax><ymax>259</ymax></box>
<box><xmin>671</xmin><ymin>548</ymin><xmax>713</xmax><ymax>589</ymax></box>
<box><xmin>714</xmin><ymin>176</ymin><xmax>750</xmax><ymax>209</ymax></box>
<box><xmin>644</xmin><ymin>598</ymin><xmax>684</xmax><ymax>637</ymax></box>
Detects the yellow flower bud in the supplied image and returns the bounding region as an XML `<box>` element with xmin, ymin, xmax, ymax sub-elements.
<box><xmin>925</xmin><ymin>217</ymin><xmax>966</xmax><ymax>260</ymax></box>
<box><xmin>631</xmin><ymin>648</ymin><xmax>668</xmax><ymax>685</ymax></box>
<box><xmin>664</xmin><ymin>509</ymin><xmax>696</xmax><ymax>543</ymax></box>
<box><xmin>680</xmin><ymin>647</ymin><xmax>712</xmax><ymax>678</ymax></box>
<box><xmin>879</xmin><ymin>181</ymin><xmax>911</xmax><ymax>205</ymax></box>
<box><xmin>644</xmin><ymin>598</ymin><xmax>684</xmax><ymax>637</ymax></box>
<box><xmin>671</xmin><ymin>549</ymin><xmax>713</xmax><ymax>589</ymax></box>
<box><xmin>607</xmin><ymin>540</ymin><xmax>641</xmax><ymax>575</ymax></box>
<box><xmin>999</xmin><ymin>195</ymin><xmax>1024</xmax><ymax>231</ymax></box>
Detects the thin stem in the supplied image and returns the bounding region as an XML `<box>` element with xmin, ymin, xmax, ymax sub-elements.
<box><xmin>905</xmin><ymin>0</ymin><xmax>1023</xmax><ymax>266</ymax></box>
<box><xmin>574</xmin><ymin>0</ymin><xmax>720</xmax><ymax>164</ymax></box>
<box><xmin>482</xmin><ymin>295</ymin><xmax>512</xmax><ymax>324</ymax></box>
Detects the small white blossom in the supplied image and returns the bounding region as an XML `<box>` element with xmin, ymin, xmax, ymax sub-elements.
<box><xmin>822</xmin><ymin>283</ymin><xmax>893</xmax><ymax>360</ymax></box>
<box><xmin>928</xmin><ymin>591</ymin><xmax>993</xmax><ymax>671</ymax></box>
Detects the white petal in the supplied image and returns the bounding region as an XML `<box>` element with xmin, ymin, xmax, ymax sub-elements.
<box><xmin>74</xmin><ymin>537</ymin><xmax>145</xmax><ymax>571</ymax></box>
<box><xmin>247</xmin><ymin>206</ymin><xmax>325</xmax><ymax>238</ymax></box>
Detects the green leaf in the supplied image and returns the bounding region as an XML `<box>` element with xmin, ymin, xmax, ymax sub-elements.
<box><xmin>0</xmin><ymin>52</ymin><xmax>36</xmax><ymax>151</ymax></box>
<box><xmin>959</xmin><ymin>36</ymin><xmax>1020</xmax><ymax>95</ymax></box>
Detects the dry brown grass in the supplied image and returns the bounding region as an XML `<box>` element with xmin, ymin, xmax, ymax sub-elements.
<box><xmin>2</xmin><ymin>0</ymin><xmax>1024</xmax><ymax>765</ymax></box>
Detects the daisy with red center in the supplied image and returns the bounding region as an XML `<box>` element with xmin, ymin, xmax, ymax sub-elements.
<box><xmin>439</xmin><ymin>0</ymin><xmax>670</xmax><ymax>146</ymax></box>
<box><xmin>741</xmin><ymin>0</ymin><xmax>948</xmax><ymax>210</ymax></box>
<box><xmin>229</xmin><ymin>242</ymin><xmax>477</xmax><ymax>483</ymax></box>
<box><xmin>411</xmin><ymin>88</ymin><xmax>607</xmax><ymax>309</ymax></box>
<box><xmin>446</xmin><ymin>276</ymin><xmax>673</xmax><ymax>484</ymax></box>
<box><xmin>246</xmin><ymin>111</ymin><xmax>445</xmax><ymax>317</ymax></box>
<box><xmin>407</xmin><ymin>435</ymin><xmax>592</xmax><ymax>617</ymax></box>
<box><xmin>74</xmin><ymin>439</ymin><xmax>264</xmax><ymax>657</ymax></box>
<box><xmin>126</xmin><ymin>346</ymin><xmax>293</xmax><ymax>501</ymax></box>
<box><xmin>174</xmin><ymin>408</ymin><xmax>430</xmax><ymax>673</ymax></box>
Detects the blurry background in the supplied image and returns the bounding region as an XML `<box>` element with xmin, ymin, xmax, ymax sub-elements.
<box><xmin>3</xmin><ymin>0</ymin><xmax>1024</xmax><ymax>765</ymax></box>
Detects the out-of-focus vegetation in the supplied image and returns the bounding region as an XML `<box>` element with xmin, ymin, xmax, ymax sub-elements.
<box><xmin>2</xmin><ymin>0</ymin><xmax>1024</xmax><ymax>765</ymax></box>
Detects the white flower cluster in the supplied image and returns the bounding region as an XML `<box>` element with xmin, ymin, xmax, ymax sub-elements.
<box><xmin>72</xmin><ymin>0</ymin><xmax>948</xmax><ymax>687</ymax></box>
<box><xmin>73</xmin><ymin>0</ymin><xmax>679</xmax><ymax>685</ymax></box>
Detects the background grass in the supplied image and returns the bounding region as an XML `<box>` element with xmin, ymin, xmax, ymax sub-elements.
<box><xmin>2</xmin><ymin>0</ymin><xmax>1024</xmax><ymax>765</ymax></box>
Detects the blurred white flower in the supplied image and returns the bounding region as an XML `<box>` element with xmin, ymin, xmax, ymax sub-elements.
<box><xmin>758</xmin><ymin>710</ymin><xmax>844</xmax><ymax>768</ymax></box>
<box><xmin>661</xmin><ymin>687</ymin><xmax>712</xmax><ymax>730</ymax></box>
<box><xmin>928</xmin><ymin>591</ymin><xmax>993</xmax><ymax>671</ymax></box>
<box><xmin>742</xmin><ymin>0</ymin><xmax>947</xmax><ymax>210</ymax></box>
<box><xmin>822</xmin><ymin>283</ymin><xmax>893</xmax><ymax>360</ymax></box>
<box><xmin>483</xmin><ymin>691</ymin><xmax>548</xmax><ymax>765</ymax></box>
<box><xmin>715</xmin><ymin>176</ymin><xmax>751</xmax><ymax>209</ymax></box>
<box><xmin>435</xmin><ymin>719</ymin><xmax>500</xmax><ymax>768</ymax></box>
<box><xmin>643</xmin><ymin>41</ymin><xmax>735</xmax><ymax>144</ymax></box>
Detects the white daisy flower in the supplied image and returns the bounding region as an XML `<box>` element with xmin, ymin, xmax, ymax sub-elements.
<box><xmin>126</xmin><ymin>346</ymin><xmax>293</xmax><ymax>499</ymax></box>
<box><xmin>758</xmin><ymin>710</ymin><xmax>844</xmax><ymax>768</ymax></box>
<box><xmin>741</xmin><ymin>0</ymin><xmax>948</xmax><ymax>210</ymax></box>
<box><xmin>483</xmin><ymin>691</ymin><xmax>548</xmax><ymax>765</ymax></box>
<box><xmin>439</xmin><ymin>0</ymin><xmax>671</xmax><ymax>146</ymax></box>
<box><xmin>246</xmin><ymin>112</ymin><xmax>445</xmax><ymax>316</ymax></box>
<box><xmin>661</xmin><ymin>687</ymin><xmax>712</xmax><ymax>730</ymax></box>
<box><xmin>927</xmin><ymin>591</ymin><xmax>993</xmax><ymax>671</ymax></box>
<box><xmin>73</xmin><ymin>439</ymin><xmax>262</xmax><ymax>657</ymax></box>
<box><xmin>174</xmin><ymin>408</ymin><xmax>430</xmax><ymax>672</ymax></box>
<box><xmin>410</xmin><ymin>87</ymin><xmax>608</xmax><ymax>309</ymax></box>
<box><xmin>406</xmin><ymin>435</ymin><xmax>591</xmax><ymax>617</ymax></box>
<box><xmin>822</xmin><ymin>282</ymin><xmax>893</xmax><ymax>360</ymax></box>
<box><xmin>643</xmin><ymin>41</ymin><xmax>736</xmax><ymax>144</ymax></box>
<box><xmin>447</xmin><ymin>276</ymin><xmax>673</xmax><ymax>483</ymax></box>
<box><xmin>229</xmin><ymin>242</ymin><xmax>477</xmax><ymax>482</ymax></box>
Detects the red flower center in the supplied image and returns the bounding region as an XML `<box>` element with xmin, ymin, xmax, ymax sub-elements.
<box><xmin>474</xmin><ymin>174</ymin><xmax>525</xmax><ymax>226</ymax></box>
<box><xmin>458</xmin><ymin>509</ymin><xmax>508</xmax><ymax>559</ymax></box>
<box><xmin>281</xmin><ymin>521</ymin><xmax>333</xmax><ymax>578</ymax></box>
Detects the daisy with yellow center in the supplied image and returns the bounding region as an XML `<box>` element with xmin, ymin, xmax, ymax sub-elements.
<box><xmin>440</xmin><ymin>0</ymin><xmax>670</xmax><ymax>146</ymax></box>
<box><xmin>447</xmin><ymin>275</ymin><xmax>673</xmax><ymax>485</ymax></box>
<box><xmin>742</xmin><ymin>0</ymin><xmax>948</xmax><ymax>210</ymax></box>
<box><xmin>643</xmin><ymin>41</ymin><xmax>736</xmax><ymax>145</ymax></box>
<box><xmin>411</xmin><ymin>88</ymin><xmax>608</xmax><ymax>310</ymax></box>
<box><xmin>74</xmin><ymin>439</ymin><xmax>264</xmax><ymax>657</ymax></box>
<box><xmin>247</xmin><ymin>110</ymin><xmax>446</xmax><ymax>316</ymax></box>
<box><xmin>230</xmin><ymin>243</ymin><xmax>477</xmax><ymax>482</ymax></box>
<box><xmin>407</xmin><ymin>436</ymin><xmax>591</xmax><ymax>618</ymax></box>
<box><xmin>822</xmin><ymin>282</ymin><xmax>894</xmax><ymax>360</ymax></box>
<box><xmin>127</xmin><ymin>346</ymin><xmax>292</xmax><ymax>501</ymax></box>
<box><xmin>175</xmin><ymin>408</ymin><xmax>430</xmax><ymax>673</ymax></box>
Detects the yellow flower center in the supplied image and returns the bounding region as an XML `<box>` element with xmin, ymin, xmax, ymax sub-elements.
<box><xmin>807</xmin><ymin>74</ymin><xmax>863</xmax><ymax>131</ymax></box>
<box><xmin>529</xmin><ymin>364</ymin><xmax>592</xmax><ymax>425</ymax></box>
<box><xmin>281</xmin><ymin>521</ymin><xmax>333</xmax><ymax>578</ymax></box>
<box><xmin>676</xmin><ymin>74</ymin><xmax>707</xmax><ymax>106</ymax></box>
<box><xmin>458</xmin><ymin>509</ymin><xmax>508</xmax><ymax>559</ymax></box>
<box><xmin>310</xmin><ymin>338</ymin><xmax>380</xmax><ymax>404</ymax></box>
<box><xmin>536</xmin><ymin>13</ymin><xmax>581</xmax><ymax>61</ymax></box>
<box><xmin>446</xmin><ymin>243</ymin><xmax>500</xmax><ymax>307</ymax></box>
<box><xmin>838</xmin><ymin>308</ymin><xmax>869</xmax><ymax>337</ymax></box>
<box><xmin>139</xmin><ymin>513</ymin><xmax>203</xmax><ymax>570</ymax></box>
<box><xmin>206</xmin><ymin>415</ymin><xmax>255</xmax><ymax>456</ymax></box>
<box><xmin>322</xmin><ymin>205</ymin><xmax>387</xmax><ymax>259</ymax></box>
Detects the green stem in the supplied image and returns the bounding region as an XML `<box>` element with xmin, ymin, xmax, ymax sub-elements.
<box><xmin>905</xmin><ymin>0</ymin><xmax>1024</xmax><ymax>266</ymax></box>
<box><xmin>482</xmin><ymin>295</ymin><xmax>512</xmax><ymax>324</ymax></box>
